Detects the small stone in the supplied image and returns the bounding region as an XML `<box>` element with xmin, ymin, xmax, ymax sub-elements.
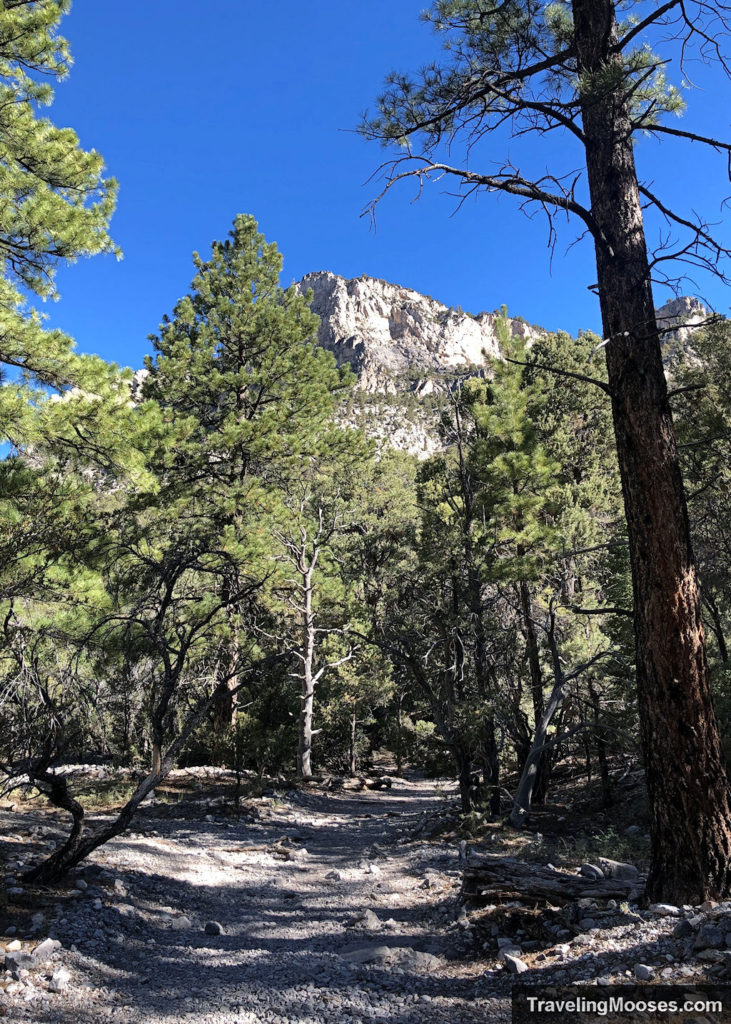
<box><xmin>674</xmin><ymin>919</ymin><xmax>696</xmax><ymax>938</ymax></box>
<box><xmin>93</xmin><ymin>898</ymin><xmax>103</xmax><ymax>910</ymax></box>
<box><xmin>75</xmin><ymin>879</ymin><xmax>88</xmax><ymax>891</ymax></box>
<box><xmin>6</xmin><ymin>939</ymin><xmax>22</xmax><ymax>951</ymax></box>
<box><xmin>649</xmin><ymin>903</ymin><xmax>681</xmax><ymax>916</ymax></box>
<box><xmin>33</xmin><ymin>938</ymin><xmax>61</xmax><ymax>959</ymax></box>
<box><xmin>49</xmin><ymin>966</ymin><xmax>71</xmax><ymax>992</ymax></box>
<box><xmin>204</xmin><ymin>921</ymin><xmax>225</xmax><ymax>936</ymax></box>
<box><xmin>624</xmin><ymin>825</ymin><xmax>641</xmax><ymax>835</ymax></box>
<box><xmin>8</xmin><ymin>886</ymin><xmax>24</xmax><ymax>897</ymax></box>
<box><xmin>5</xmin><ymin>951</ymin><xmax>35</xmax><ymax>971</ymax></box>
<box><xmin>634</xmin><ymin>964</ymin><xmax>654</xmax><ymax>981</ymax></box>
<box><xmin>352</xmin><ymin>909</ymin><xmax>380</xmax><ymax>930</ymax></box>
<box><xmin>503</xmin><ymin>953</ymin><xmax>529</xmax><ymax>975</ymax></box>
<box><xmin>342</xmin><ymin>945</ymin><xmax>392</xmax><ymax>964</ymax></box>
<box><xmin>578</xmin><ymin>918</ymin><xmax>597</xmax><ymax>931</ymax></box>
<box><xmin>497</xmin><ymin>936</ymin><xmax>517</xmax><ymax>949</ymax></box>
<box><xmin>170</xmin><ymin>915</ymin><xmax>192</xmax><ymax>931</ymax></box>
<box><xmin>325</xmin><ymin>870</ymin><xmax>343</xmax><ymax>881</ymax></box>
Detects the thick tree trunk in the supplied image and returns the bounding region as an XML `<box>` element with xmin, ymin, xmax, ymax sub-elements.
<box><xmin>573</xmin><ymin>0</ymin><xmax>731</xmax><ymax>902</ymax></box>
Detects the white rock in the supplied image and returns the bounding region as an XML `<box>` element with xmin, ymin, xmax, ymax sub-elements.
<box><xmin>649</xmin><ymin>903</ymin><xmax>681</xmax><ymax>916</ymax></box>
<box><xmin>33</xmin><ymin>938</ymin><xmax>61</xmax><ymax>959</ymax></box>
<box><xmin>503</xmin><ymin>953</ymin><xmax>529</xmax><ymax>974</ymax></box>
<box><xmin>49</xmin><ymin>966</ymin><xmax>71</xmax><ymax>992</ymax></box>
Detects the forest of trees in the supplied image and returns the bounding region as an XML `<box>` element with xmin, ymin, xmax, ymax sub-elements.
<box><xmin>0</xmin><ymin>0</ymin><xmax>730</xmax><ymax>908</ymax></box>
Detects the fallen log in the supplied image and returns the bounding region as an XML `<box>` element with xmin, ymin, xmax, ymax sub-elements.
<box><xmin>462</xmin><ymin>855</ymin><xmax>645</xmax><ymax>904</ymax></box>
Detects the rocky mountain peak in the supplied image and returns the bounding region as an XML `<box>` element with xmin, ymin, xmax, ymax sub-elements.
<box><xmin>656</xmin><ymin>295</ymin><xmax>709</xmax><ymax>351</ymax></box>
<box><xmin>298</xmin><ymin>271</ymin><xmax>540</xmax><ymax>393</ymax></box>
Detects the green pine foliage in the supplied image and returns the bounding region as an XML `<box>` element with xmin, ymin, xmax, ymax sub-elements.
<box><xmin>0</xmin><ymin>0</ymin><xmax>118</xmax><ymax>440</ymax></box>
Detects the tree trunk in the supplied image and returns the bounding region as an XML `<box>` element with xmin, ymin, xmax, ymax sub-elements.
<box><xmin>573</xmin><ymin>0</ymin><xmax>731</xmax><ymax>902</ymax></box>
<box><xmin>349</xmin><ymin>713</ymin><xmax>357</xmax><ymax>776</ymax></box>
<box><xmin>510</xmin><ymin>661</ymin><xmax>570</xmax><ymax>828</ymax></box>
<box><xmin>212</xmin><ymin>631</ymin><xmax>240</xmax><ymax>739</ymax></box>
<box><xmin>589</xmin><ymin>678</ymin><xmax>612</xmax><ymax>808</ymax></box>
<box><xmin>456</xmin><ymin>749</ymin><xmax>473</xmax><ymax>814</ymax></box>
<box><xmin>151</xmin><ymin>740</ymin><xmax>162</xmax><ymax>777</ymax></box>
<box><xmin>483</xmin><ymin>716</ymin><xmax>502</xmax><ymax>815</ymax></box>
<box><xmin>519</xmin><ymin>581</ymin><xmax>551</xmax><ymax>804</ymax></box>
<box><xmin>297</xmin><ymin>563</ymin><xmax>316</xmax><ymax>778</ymax></box>
<box><xmin>395</xmin><ymin>691</ymin><xmax>404</xmax><ymax>775</ymax></box>
<box><xmin>704</xmin><ymin>590</ymin><xmax>729</xmax><ymax>665</ymax></box>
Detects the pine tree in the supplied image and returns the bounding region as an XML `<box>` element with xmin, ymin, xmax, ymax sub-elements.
<box><xmin>0</xmin><ymin>0</ymin><xmax>118</xmax><ymax>439</ymax></box>
<box><xmin>362</xmin><ymin>0</ymin><xmax>731</xmax><ymax>903</ymax></box>
<box><xmin>143</xmin><ymin>215</ymin><xmax>350</xmax><ymax>742</ymax></box>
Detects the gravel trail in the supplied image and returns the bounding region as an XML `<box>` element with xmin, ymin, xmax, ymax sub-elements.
<box><xmin>2</xmin><ymin>776</ymin><xmax>511</xmax><ymax>1024</ymax></box>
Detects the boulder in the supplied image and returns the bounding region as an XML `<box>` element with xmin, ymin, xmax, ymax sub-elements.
<box><xmin>595</xmin><ymin>858</ymin><xmax>639</xmax><ymax>880</ymax></box>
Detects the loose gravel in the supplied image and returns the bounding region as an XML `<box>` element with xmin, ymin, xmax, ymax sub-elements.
<box><xmin>1</xmin><ymin>777</ymin><xmax>512</xmax><ymax>1024</ymax></box>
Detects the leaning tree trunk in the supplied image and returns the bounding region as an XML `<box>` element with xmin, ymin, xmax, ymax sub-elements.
<box><xmin>573</xmin><ymin>0</ymin><xmax>731</xmax><ymax>903</ymax></box>
<box><xmin>510</xmin><ymin>651</ymin><xmax>570</xmax><ymax>827</ymax></box>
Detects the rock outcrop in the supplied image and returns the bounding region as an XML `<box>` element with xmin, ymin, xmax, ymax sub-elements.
<box><xmin>656</xmin><ymin>295</ymin><xmax>709</xmax><ymax>354</ymax></box>
<box><xmin>298</xmin><ymin>271</ymin><xmax>539</xmax><ymax>393</ymax></box>
<box><xmin>295</xmin><ymin>273</ymin><xmax>713</xmax><ymax>457</ymax></box>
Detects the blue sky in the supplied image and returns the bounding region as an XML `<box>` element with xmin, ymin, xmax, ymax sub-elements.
<box><xmin>42</xmin><ymin>0</ymin><xmax>731</xmax><ymax>371</ymax></box>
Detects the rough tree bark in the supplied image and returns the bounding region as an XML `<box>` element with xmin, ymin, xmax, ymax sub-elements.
<box><xmin>573</xmin><ymin>0</ymin><xmax>731</xmax><ymax>903</ymax></box>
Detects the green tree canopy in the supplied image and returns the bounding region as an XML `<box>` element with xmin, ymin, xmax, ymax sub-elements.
<box><xmin>0</xmin><ymin>0</ymin><xmax>118</xmax><ymax>440</ymax></box>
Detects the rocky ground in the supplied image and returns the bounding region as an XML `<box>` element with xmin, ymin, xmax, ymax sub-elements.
<box><xmin>2</xmin><ymin>773</ymin><xmax>731</xmax><ymax>1023</ymax></box>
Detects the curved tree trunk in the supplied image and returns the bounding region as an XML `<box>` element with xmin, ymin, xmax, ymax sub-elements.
<box><xmin>573</xmin><ymin>0</ymin><xmax>731</xmax><ymax>902</ymax></box>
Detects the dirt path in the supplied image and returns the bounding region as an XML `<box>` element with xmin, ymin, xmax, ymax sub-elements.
<box><xmin>1</xmin><ymin>776</ymin><xmax>512</xmax><ymax>1024</ymax></box>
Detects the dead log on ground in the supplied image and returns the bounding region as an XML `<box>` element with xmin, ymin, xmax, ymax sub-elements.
<box><xmin>462</xmin><ymin>855</ymin><xmax>645</xmax><ymax>904</ymax></box>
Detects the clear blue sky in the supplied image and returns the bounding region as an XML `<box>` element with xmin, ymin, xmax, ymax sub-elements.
<box><xmin>44</xmin><ymin>0</ymin><xmax>731</xmax><ymax>371</ymax></box>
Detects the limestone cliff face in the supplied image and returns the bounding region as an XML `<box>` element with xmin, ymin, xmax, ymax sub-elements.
<box><xmin>656</xmin><ymin>295</ymin><xmax>708</xmax><ymax>354</ymax></box>
<box><xmin>296</xmin><ymin>272</ymin><xmax>709</xmax><ymax>457</ymax></box>
<box><xmin>298</xmin><ymin>271</ymin><xmax>539</xmax><ymax>393</ymax></box>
